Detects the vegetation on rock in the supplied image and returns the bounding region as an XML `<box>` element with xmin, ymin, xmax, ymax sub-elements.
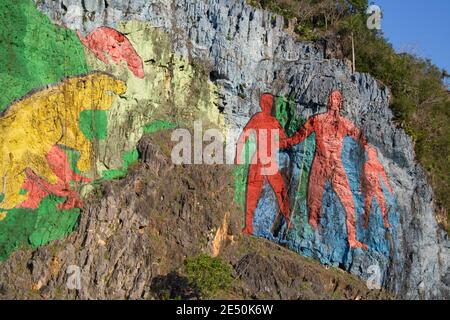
<box><xmin>185</xmin><ymin>254</ymin><xmax>234</xmax><ymax>298</ymax></box>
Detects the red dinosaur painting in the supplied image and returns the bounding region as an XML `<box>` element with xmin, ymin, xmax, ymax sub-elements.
<box><xmin>20</xmin><ymin>146</ymin><xmax>91</xmax><ymax>210</ymax></box>
<box><xmin>289</xmin><ymin>90</ymin><xmax>370</xmax><ymax>249</ymax></box>
<box><xmin>77</xmin><ymin>27</ymin><xmax>145</xmax><ymax>79</ymax></box>
<box><xmin>361</xmin><ymin>146</ymin><xmax>393</xmax><ymax>229</ymax></box>
<box><xmin>236</xmin><ymin>93</ymin><xmax>296</xmax><ymax>235</ymax></box>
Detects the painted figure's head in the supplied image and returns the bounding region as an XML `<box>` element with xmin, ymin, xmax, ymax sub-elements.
<box><xmin>328</xmin><ymin>90</ymin><xmax>342</xmax><ymax>112</ymax></box>
<box><xmin>260</xmin><ymin>93</ymin><xmax>274</xmax><ymax>115</ymax></box>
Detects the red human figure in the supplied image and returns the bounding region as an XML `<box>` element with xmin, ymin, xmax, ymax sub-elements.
<box><xmin>77</xmin><ymin>27</ymin><xmax>145</xmax><ymax>79</ymax></box>
<box><xmin>361</xmin><ymin>146</ymin><xmax>393</xmax><ymax>229</ymax></box>
<box><xmin>289</xmin><ymin>91</ymin><xmax>369</xmax><ymax>249</ymax></box>
<box><xmin>236</xmin><ymin>93</ymin><xmax>295</xmax><ymax>235</ymax></box>
<box><xmin>20</xmin><ymin>146</ymin><xmax>91</xmax><ymax>210</ymax></box>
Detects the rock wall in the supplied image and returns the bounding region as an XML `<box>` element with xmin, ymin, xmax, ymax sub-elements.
<box><xmin>0</xmin><ymin>0</ymin><xmax>448</xmax><ymax>299</ymax></box>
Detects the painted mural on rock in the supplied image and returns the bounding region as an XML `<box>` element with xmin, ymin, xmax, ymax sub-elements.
<box><xmin>235</xmin><ymin>93</ymin><xmax>294</xmax><ymax>236</ymax></box>
<box><xmin>0</xmin><ymin>0</ymin><xmax>222</xmax><ymax>260</ymax></box>
<box><xmin>77</xmin><ymin>27</ymin><xmax>145</xmax><ymax>79</ymax></box>
<box><xmin>235</xmin><ymin>91</ymin><xmax>400</xmax><ymax>288</ymax></box>
<box><xmin>0</xmin><ymin>72</ymin><xmax>126</xmax><ymax>213</ymax></box>
<box><xmin>24</xmin><ymin>0</ymin><xmax>448</xmax><ymax>300</ymax></box>
<box><xmin>84</xmin><ymin>20</ymin><xmax>225</xmax><ymax>171</ymax></box>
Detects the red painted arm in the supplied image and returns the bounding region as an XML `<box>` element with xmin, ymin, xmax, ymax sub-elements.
<box><xmin>286</xmin><ymin>117</ymin><xmax>315</xmax><ymax>146</ymax></box>
<box><xmin>235</xmin><ymin>120</ymin><xmax>255</xmax><ymax>165</ymax></box>
<box><xmin>345</xmin><ymin>118</ymin><xmax>368</xmax><ymax>150</ymax></box>
<box><xmin>379</xmin><ymin>164</ymin><xmax>393</xmax><ymax>193</ymax></box>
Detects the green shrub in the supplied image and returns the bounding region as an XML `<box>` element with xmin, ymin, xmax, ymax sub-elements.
<box><xmin>185</xmin><ymin>254</ymin><xmax>234</xmax><ymax>298</ymax></box>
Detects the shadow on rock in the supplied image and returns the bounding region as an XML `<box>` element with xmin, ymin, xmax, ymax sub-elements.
<box><xmin>150</xmin><ymin>271</ymin><xmax>199</xmax><ymax>300</ymax></box>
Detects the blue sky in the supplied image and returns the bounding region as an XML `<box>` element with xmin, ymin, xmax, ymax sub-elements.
<box><xmin>375</xmin><ymin>0</ymin><xmax>450</xmax><ymax>72</ymax></box>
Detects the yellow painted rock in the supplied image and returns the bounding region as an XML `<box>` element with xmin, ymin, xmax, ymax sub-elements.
<box><xmin>0</xmin><ymin>71</ymin><xmax>126</xmax><ymax>210</ymax></box>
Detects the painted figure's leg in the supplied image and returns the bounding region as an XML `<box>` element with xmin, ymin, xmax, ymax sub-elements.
<box><xmin>19</xmin><ymin>170</ymin><xmax>49</xmax><ymax>209</ymax></box>
<box><xmin>267</xmin><ymin>171</ymin><xmax>291</xmax><ymax>229</ymax></box>
<box><xmin>375</xmin><ymin>187</ymin><xmax>390</xmax><ymax>228</ymax></box>
<box><xmin>333</xmin><ymin>165</ymin><xmax>368</xmax><ymax>250</ymax></box>
<box><xmin>244</xmin><ymin>164</ymin><xmax>264</xmax><ymax>235</ymax></box>
<box><xmin>307</xmin><ymin>158</ymin><xmax>327</xmax><ymax>229</ymax></box>
<box><xmin>72</xmin><ymin>136</ymin><xmax>93</xmax><ymax>173</ymax></box>
<box><xmin>363</xmin><ymin>189</ymin><xmax>374</xmax><ymax>229</ymax></box>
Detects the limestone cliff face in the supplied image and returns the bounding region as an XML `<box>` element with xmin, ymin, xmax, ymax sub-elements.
<box><xmin>33</xmin><ymin>0</ymin><xmax>449</xmax><ymax>299</ymax></box>
<box><xmin>0</xmin><ymin>0</ymin><xmax>447</xmax><ymax>299</ymax></box>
